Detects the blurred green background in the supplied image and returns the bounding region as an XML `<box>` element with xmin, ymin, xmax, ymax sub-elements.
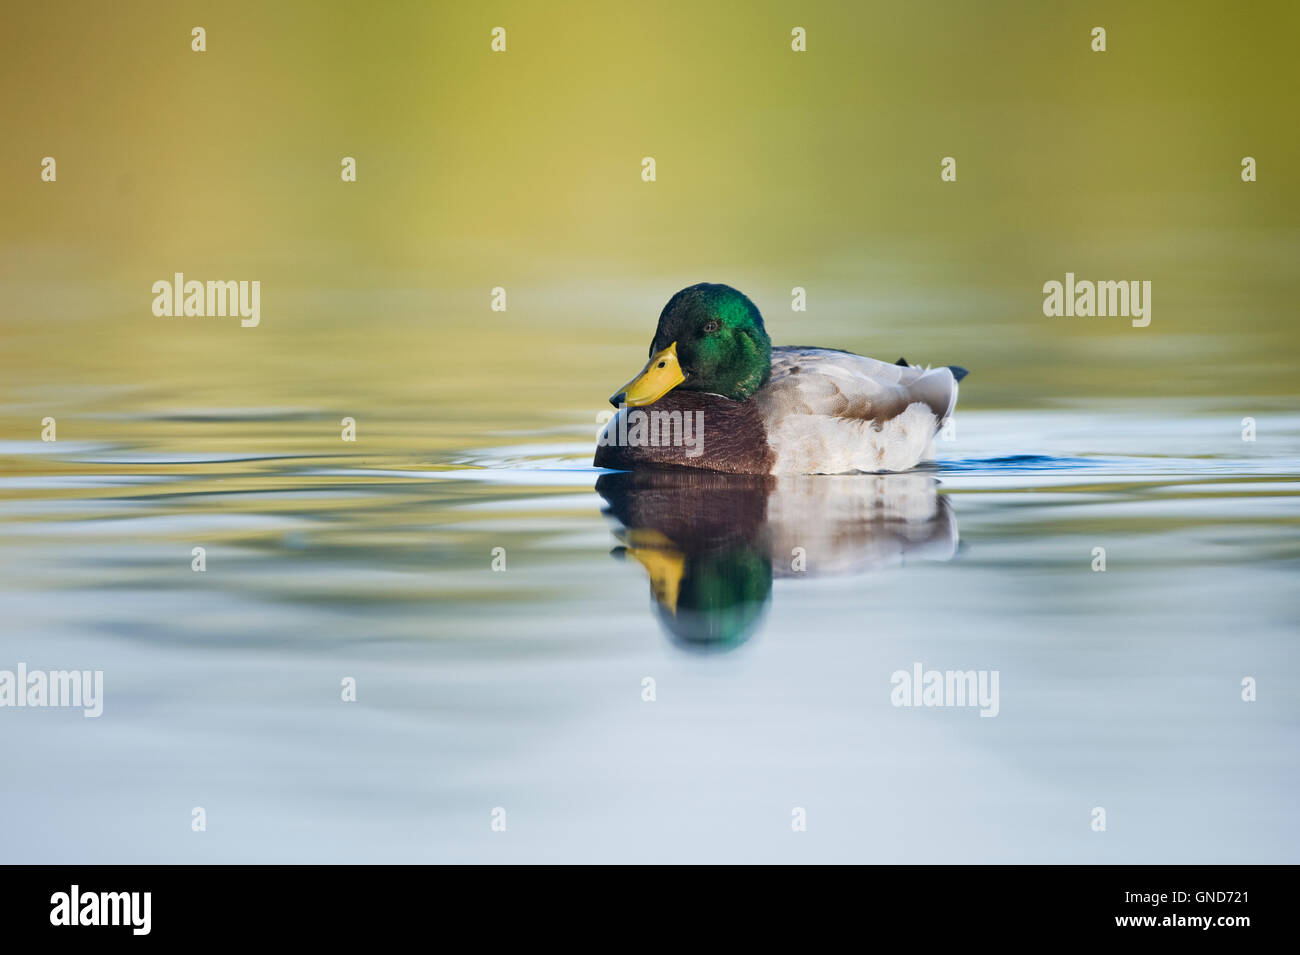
<box><xmin>2</xmin><ymin>0</ymin><xmax>1297</xmax><ymax>453</ymax></box>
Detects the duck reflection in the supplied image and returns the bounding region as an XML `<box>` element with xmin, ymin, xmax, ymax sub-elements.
<box><xmin>597</xmin><ymin>470</ymin><xmax>959</xmax><ymax>651</ymax></box>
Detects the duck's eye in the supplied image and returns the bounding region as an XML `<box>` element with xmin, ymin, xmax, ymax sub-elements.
<box><xmin>657</xmin><ymin>361</ymin><xmax>666</xmax><ymax>368</ymax></box>
<box><xmin>703</xmin><ymin>320</ymin><xmax>720</xmax><ymax>333</ymax></box>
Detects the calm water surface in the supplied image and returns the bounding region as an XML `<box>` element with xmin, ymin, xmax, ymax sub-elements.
<box><xmin>1</xmin><ymin>405</ymin><xmax>1296</xmax><ymax>863</ymax></box>
<box><xmin>3</xmin><ymin>0</ymin><xmax>1297</xmax><ymax>866</ymax></box>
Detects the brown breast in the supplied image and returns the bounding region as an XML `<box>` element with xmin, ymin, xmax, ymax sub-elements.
<box><xmin>593</xmin><ymin>391</ymin><xmax>774</xmax><ymax>475</ymax></box>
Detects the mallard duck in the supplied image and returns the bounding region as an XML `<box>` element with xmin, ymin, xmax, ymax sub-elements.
<box><xmin>594</xmin><ymin>283</ymin><xmax>967</xmax><ymax>474</ymax></box>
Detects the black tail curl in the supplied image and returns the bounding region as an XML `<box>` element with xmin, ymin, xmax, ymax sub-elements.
<box><xmin>895</xmin><ymin>357</ymin><xmax>969</xmax><ymax>383</ymax></box>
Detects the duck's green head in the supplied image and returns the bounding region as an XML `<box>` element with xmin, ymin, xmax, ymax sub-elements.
<box><xmin>610</xmin><ymin>283</ymin><xmax>772</xmax><ymax>407</ymax></box>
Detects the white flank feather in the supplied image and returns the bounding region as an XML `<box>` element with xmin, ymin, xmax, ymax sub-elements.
<box><xmin>755</xmin><ymin>347</ymin><xmax>958</xmax><ymax>474</ymax></box>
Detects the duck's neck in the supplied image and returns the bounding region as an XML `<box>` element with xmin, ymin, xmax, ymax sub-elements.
<box><xmin>708</xmin><ymin>337</ymin><xmax>771</xmax><ymax>401</ymax></box>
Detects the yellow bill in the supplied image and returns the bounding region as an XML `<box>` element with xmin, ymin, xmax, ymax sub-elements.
<box><xmin>619</xmin><ymin>530</ymin><xmax>686</xmax><ymax>616</ymax></box>
<box><xmin>610</xmin><ymin>342</ymin><xmax>685</xmax><ymax>407</ymax></box>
